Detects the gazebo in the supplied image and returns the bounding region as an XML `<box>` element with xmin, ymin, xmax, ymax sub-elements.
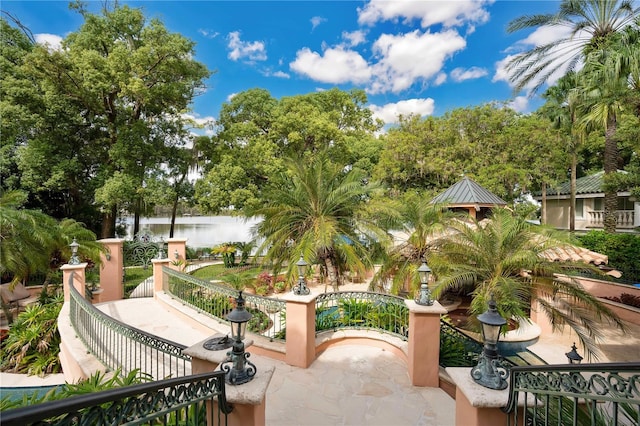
<box><xmin>431</xmin><ymin>176</ymin><xmax>507</xmax><ymax>220</ymax></box>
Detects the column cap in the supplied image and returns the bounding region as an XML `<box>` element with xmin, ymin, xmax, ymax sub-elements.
<box><xmin>60</xmin><ymin>263</ymin><xmax>88</xmax><ymax>271</ymax></box>
<box><xmin>404</xmin><ymin>299</ymin><xmax>448</xmax><ymax>314</ymax></box>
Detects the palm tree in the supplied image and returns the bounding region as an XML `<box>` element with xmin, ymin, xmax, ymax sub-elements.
<box><xmin>248</xmin><ymin>154</ymin><xmax>389</xmax><ymax>291</ymax></box>
<box><xmin>369</xmin><ymin>198</ymin><xmax>455</xmax><ymax>296</ymax></box>
<box><xmin>430</xmin><ymin>208</ymin><xmax>624</xmax><ymax>356</ymax></box>
<box><xmin>507</xmin><ymin>0</ymin><xmax>639</xmax><ymax>232</ymax></box>
<box><xmin>0</xmin><ymin>190</ymin><xmax>57</xmax><ymax>287</ymax></box>
<box><xmin>540</xmin><ymin>72</ymin><xmax>585</xmax><ymax>232</ymax></box>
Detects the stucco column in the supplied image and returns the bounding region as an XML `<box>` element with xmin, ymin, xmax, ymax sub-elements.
<box><xmin>184</xmin><ymin>336</ymin><xmax>273</xmax><ymax>426</ymax></box>
<box><xmin>98</xmin><ymin>238</ymin><xmax>124</xmax><ymax>301</ymax></box>
<box><xmin>60</xmin><ymin>263</ymin><xmax>87</xmax><ymax>302</ymax></box>
<box><xmin>152</xmin><ymin>258</ymin><xmax>171</xmax><ymax>295</ymax></box>
<box><xmin>446</xmin><ymin>367</ymin><xmax>525</xmax><ymax>426</ymax></box>
<box><xmin>529</xmin><ymin>288</ymin><xmax>554</xmax><ymax>335</ymax></box>
<box><xmin>280</xmin><ymin>291</ymin><xmax>317</xmax><ymax>368</ymax></box>
<box><xmin>168</xmin><ymin>238</ymin><xmax>188</xmax><ymax>270</ymax></box>
<box><xmin>405</xmin><ymin>300</ymin><xmax>448</xmax><ymax>387</ymax></box>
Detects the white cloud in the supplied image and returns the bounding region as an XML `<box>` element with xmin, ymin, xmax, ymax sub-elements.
<box><xmin>310</xmin><ymin>16</ymin><xmax>327</xmax><ymax>31</ymax></box>
<box><xmin>262</xmin><ymin>69</ymin><xmax>291</xmax><ymax>79</ymax></box>
<box><xmin>198</xmin><ymin>29</ymin><xmax>219</xmax><ymax>39</ymax></box>
<box><xmin>368</xmin><ymin>29</ymin><xmax>466</xmax><ymax>94</ymax></box>
<box><xmin>450</xmin><ymin>66</ymin><xmax>488</xmax><ymax>82</ymax></box>
<box><xmin>290</xmin><ymin>47</ymin><xmax>371</xmax><ymax>84</ymax></box>
<box><xmin>342</xmin><ymin>30</ymin><xmax>366</xmax><ymax>47</ymax></box>
<box><xmin>35</xmin><ymin>33</ymin><xmax>63</xmax><ymax>50</ymax></box>
<box><xmin>369</xmin><ymin>98</ymin><xmax>435</xmax><ymax>124</ymax></box>
<box><xmin>227</xmin><ymin>31</ymin><xmax>267</xmax><ymax>62</ymax></box>
<box><xmin>508</xmin><ymin>96</ymin><xmax>529</xmax><ymax>113</ymax></box>
<box><xmin>358</xmin><ymin>0</ymin><xmax>492</xmax><ymax>29</ymax></box>
<box><xmin>433</xmin><ymin>72</ymin><xmax>447</xmax><ymax>86</ymax></box>
<box><xmin>181</xmin><ymin>113</ymin><xmax>216</xmax><ymax>135</ymax></box>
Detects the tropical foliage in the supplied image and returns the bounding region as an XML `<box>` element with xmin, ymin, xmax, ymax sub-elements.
<box><xmin>249</xmin><ymin>154</ymin><xmax>390</xmax><ymax>290</ymax></box>
<box><xmin>430</xmin><ymin>209</ymin><xmax>625</xmax><ymax>356</ymax></box>
<box><xmin>1</xmin><ymin>294</ymin><xmax>63</xmax><ymax>375</ymax></box>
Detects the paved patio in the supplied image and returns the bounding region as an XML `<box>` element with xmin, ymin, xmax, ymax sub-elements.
<box><xmin>3</xmin><ymin>292</ymin><xmax>639</xmax><ymax>425</ymax></box>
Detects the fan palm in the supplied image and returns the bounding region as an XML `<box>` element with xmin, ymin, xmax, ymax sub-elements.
<box><xmin>508</xmin><ymin>0</ymin><xmax>639</xmax><ymax>232</ymax></box>
<box><xmin>430</xmin><ymin>208</ymin><xmax>624</xmax><ymax>357</ymax></box>
<box><xmin>369</xmin><ymin>198</ymin><xmax>455</xmax><ymax>295</ymax></box>
<box><xmin>506</xmin><ymin>0</ymin><xmax>638</xmax><ymax>95</ymax></box>
<box><xmin>248</xmin><ymin>155</ymin><xmax>389</xmax><ymax>291</ymax></box>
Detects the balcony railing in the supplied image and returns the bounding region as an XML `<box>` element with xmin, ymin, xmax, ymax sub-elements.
<box><xmin>503</xmin><ymin>362</ymin><xmax>640</xmax><ymax>426</ymax></box>
<box><xmin>1</xmin><ymin>370</ymin><xmax>232</xmax><ymax>426</ymax></box>
<box><xmin>164</xmin><ymin>267</ymin><xmax>287</xmax><ymax>341</ymax></box>
<box><xmin>587</xmin><ymin>210</ymin><xmax>636</xmax><ymax>228</ymax></box>
<box><xmin>69</xmin><ymin>274</ymin><xmax>191</xmax><ymax>380</ymax></box>
<box><xmin>314</xmin><ymin>291</ymin><xmax>409</xmax><ymax>339</ymax></box>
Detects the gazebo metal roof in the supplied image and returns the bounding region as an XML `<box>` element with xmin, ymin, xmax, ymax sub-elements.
<box><xmin>431</xmin><ymin>176</ymin><xmax>507</xmax><ymax>206</ymax></box>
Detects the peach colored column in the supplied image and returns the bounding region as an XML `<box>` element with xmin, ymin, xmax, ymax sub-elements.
<box><xmin>530</xmin><ymin>288</ymin><xmax>554</xmax><ymax>335</ymax></box>
<box><xmin>98</xmin><ymin>238</ymin><xmax>124</xmax><ymax>302</ymax></box>
<box><xmin>60</xmin><ymin>263</ymin><xmax>87</xmax><ymax>302</ymax></box>
<box><xmin>405</xmin><ymin>300</ymin><xmax>448</xmax><ymax>387</ymax></box>
<box><xmin>168</xmin><ymin>238</ymin><xmax>188</xmax><ymax>270</ymax></box>
<box><xmin>281</xmin><ymin>291</ymin><xmax>317</xmax><ymax>368</ymax></box>
<box><xmin>447</xmin><ymin>367</ymin><xmax>518</xmax><ymax>426</ymax></box>
<box><xmin>184</xmin><ymin>337</ymin><xmax>274</xmax><ymax>426</ymax></box>
<box><xmin>152</xmin><ymin>258</ymin><xmax>171</xmax><ymax>295</ymax></box>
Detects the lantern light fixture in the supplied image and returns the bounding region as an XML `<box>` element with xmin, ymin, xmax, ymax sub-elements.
<box><xmin>293</xmin><ymin>254</ymin><xmax>310</xmax><ymax>295</ymax></box>
<box><xmin>220</xmin><ymin>291</ymin><xmax>257</xmax><ymax>385</ymax></box>
<box><xmin>470</xmin><ymin>297</ymin><xmax>509</xmax><ymax>390</ymax></box>
<box><xmin>415</xmin><ymin>260</ymin><xmax>433</xmax><ymax>306</ymax></box>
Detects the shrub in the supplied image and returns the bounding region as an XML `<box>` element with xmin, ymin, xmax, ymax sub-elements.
<box><xmin>578</xmin><ymin>231</ymin><xmax>640</xmax><ymax>283</ymax></box>
<box><xmin>255</xmin><ymin>285</ymin><xmax>269</xmax><ymax>296</ymax></box>
<box><xmin>604</xmin><ymin>293</ymin><xmax>640</xmax><ymax>309</ymax></box>
<box><xmin>274</xmin><ymin>281</ymin><xmax>287</xmax><ymax>293</ymax></box>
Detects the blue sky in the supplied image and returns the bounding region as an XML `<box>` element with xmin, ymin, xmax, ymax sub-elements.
<box><xmin>2</xmin><ymin>0</ymin><xmax>567</xmax><ymax>130</ymax></box>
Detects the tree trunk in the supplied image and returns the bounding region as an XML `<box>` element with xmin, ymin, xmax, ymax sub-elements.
<box><xmin>541</xmin><ymin>182</ymin><xmax>547</xmax><ymax>224</ymax></box>
<box><xmin>603</xmin><ymin>115</ymin><xmax>618</xmax><ymax>233</ymax></box>
<box><xmin>569</xmin><ymin>152</ymin><xmax>577</xmax><ymax>233</ymax></box>
<box><xmin>323</xmin><ymin>255</ymin><xmax>341</xmax><ymax>291</ymax></box>
<box><xmin>170</xmin><ymin>193</ymin><xmax>178</xmax><ymax>238</ymax></box>
<box><xmin>101</xmin><ymin>206</ymin><xmax>116</xmax><ymax>238</ymax></box>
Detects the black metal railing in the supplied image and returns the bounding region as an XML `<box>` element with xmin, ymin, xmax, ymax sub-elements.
<box><xmin>314</xmin><ymin>291</ymin><xmax>409</xmax><ymax>339</ymax></box>
<box><xmin>1</xmin><ymin>370</ymin><xmax>232</xmax><ymax>426</ymax></box>
<box><xmin>439</xmin><ymin>319</ymin><xmax>483</xmax><ymax>367</ymax></box>
<box><xmin>504</xmin><ymin>362</ymin><xmax>640</xmax><ymax>426</ymax></box>
<box><xmin>164</xmin><ymin>267</ymin><xmax>287</xmax><ymax>341</ymax></box>
<box><xmin>69</xmin><ymin>275</ymin><xmax>191</xmax><ymax>380</ymax></box>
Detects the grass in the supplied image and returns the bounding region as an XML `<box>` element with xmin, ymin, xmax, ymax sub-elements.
<box><xmin>190</xmin><ymin>264</ymin><xmax>265</xmax><ymax>281</ymax></box>
<box><xmin>123</xmin><ymin>267</ymin><xmax>153</xmax><ymax>298</ymax></box>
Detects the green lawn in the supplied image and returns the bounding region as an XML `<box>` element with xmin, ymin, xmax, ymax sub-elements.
<box><xmin>123</xmin><ymin>267</ymin><xmax>153</xmax><ymax>297</ymax></box>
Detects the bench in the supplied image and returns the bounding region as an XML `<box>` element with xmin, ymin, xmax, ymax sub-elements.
<box><xmin>0</xmin><ymin>283</ymin><xmax>39</xmax><ymax>314</ymax></box>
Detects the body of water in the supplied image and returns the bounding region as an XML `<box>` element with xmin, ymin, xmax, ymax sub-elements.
<box><xmin>124</xmin><ymin>216</ymin><xmax>262</xmax><ymax>249</ymax></box>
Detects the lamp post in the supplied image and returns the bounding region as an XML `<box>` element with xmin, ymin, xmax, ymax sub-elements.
<box><xmin>156</xmin><ymin>239</ymin><xmax>166</xmax><ymax>259</ymax></box>
<box><xmin>566</xmin><ymin>343</ymin><xmax>583</xmax><ymax>364</ymax></box>
<box><xmin>470</xmin><ymin>297</ymin><xmax>509</xmax><ymax>390</ymax></box>
<box><xmin>293</xmin><ymin>254</ymin><xmax>310</xmax><ymax>295</ymax></box>
<box><xmin>220</xmin><ymin>291</ymin><xmax>257</xmax><ymax>385</ymax></box>
<box><xmin>415</xmin><ymin>260</ymin><xmax>433</xmax><ymax>306</ymax></box>
<box><xmin>69</xmin><ymin>238</ymin><xmax>80</xmax><ymax>265</ymax></box>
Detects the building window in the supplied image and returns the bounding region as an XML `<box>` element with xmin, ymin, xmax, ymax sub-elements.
<box><xmin>576</xmin><ymin>199</ymin><xmax>584</xmax><ymax>219</ymax></box>
<box><xmin>594</xmin><ymin>198</ymin><xmax>603</xmax><ymax>211</ymax></box>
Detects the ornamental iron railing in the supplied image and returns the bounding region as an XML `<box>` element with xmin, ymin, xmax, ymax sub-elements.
<box><xmin>69</xmin><ymin>276</ymin><xmax>191</xmax><ymax>380</ymax></box>
<box><xmin>123</xmin><ymin>229</ymin><xmax>163</xmax><ymax>268</ymax></box>
<box><xmin>1</xmin><ymin>370</ymin><xmax>232</xmax><ymax>426</ymax></box>
<box><xmin>504</xmin><ymin>362</ymin><xmax>640</xmax><ymax>426</ymax></box>
<box><xmin>164</xmin><ymin>267</ymin><xmax>287</xmax><ymax>341</ymax></box>
<box><xmin>314</xmin><ymin>291</ymin><xmax>409</xmax><ymax>340</ymax></box>
<box><xmin>439</xmin><ymin>319</ymin><xmax>483</xmax><ymax>367</ymax></box>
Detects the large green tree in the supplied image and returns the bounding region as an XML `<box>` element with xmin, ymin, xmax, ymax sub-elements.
<box><xmin>195</xmin><ymin>88</ymin><xmax>382</xmax><ymax>214</ymax></box>
<box><xmin>430</xmin><ymin>208</ymin><xmax>624</xmax><ymax>357</ymax></box>
<box><xmin>12</xmin><ymin>3</ymin><xmax>210</xmax><ymax>237</ymax></box>
<box><xmin>248</xmin><ymin>155</ymin><xmax>389</xmax><ymax>290</ymax></box>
